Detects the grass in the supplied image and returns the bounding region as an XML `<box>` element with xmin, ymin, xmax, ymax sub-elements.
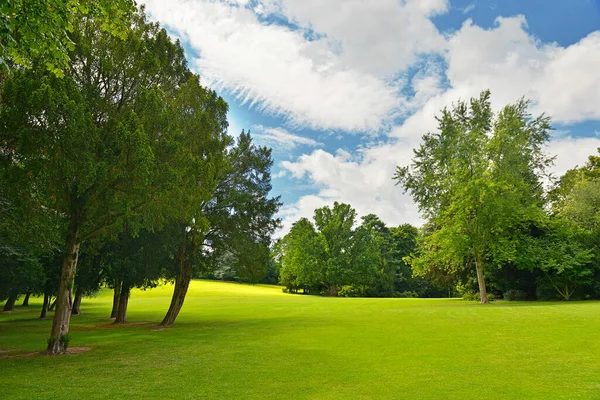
<box><xmin>1</xmin><ymin>280</ymin><xmax>600</xmax><ymax>400</ymax></box>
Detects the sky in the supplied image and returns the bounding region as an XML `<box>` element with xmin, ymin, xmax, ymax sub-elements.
<box><xmin>141</xmin><ymin>0</ymin><xmax>600</xmax><ymax>236</ymax></box>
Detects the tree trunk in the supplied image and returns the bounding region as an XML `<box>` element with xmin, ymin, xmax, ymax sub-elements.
<box><xmin>113</xmin><ymin>281</ymin><xmax>130</xmax><ymax>324</ymax></box>
<box><xmin>161</xmin><ymin>260</ymin><xmax>192</xmax><ymax>326</ymax></box>
<box><xmin>40</xmin><ymin>292</ymin><xmax>49</xmax><ymax>319</ymax></box>
<box><xmin>475</xmin><ymin>257</ymin><xmax>489</xmax><ymax>304</ymax></box>
<box><xmin>46</xmin><ymin>209</ymin><xmax>80</xmax><ymax>355</ymax></box>
<box><xmin>3</xmin><ymin>291</ymin><xmax>18</xmax><ymax>311</ymax></box>
<box><xmin>110</xmin><ymin>279</ymin><xmax>121</xmax><ymax>319</ymax></box>
<box><xmin>22</xmin><ymin>292</ymin><xmax>31</xmax><ymax>307</ymax></box>
<box><xmin>326</xmin><ymin>286</ymin><xmax>339</xmax><ymax>297</ymax></box>
<box><xmin>71</xmin><ymin>289</ymin><xmax>82</xmax><ymax>315</ymax></box>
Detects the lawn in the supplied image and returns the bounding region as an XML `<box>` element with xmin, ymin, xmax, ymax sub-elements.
<box><xmin>1</xmin><ymin>280</ymin><xmax>599</xmax><ymax>399</ymax></box>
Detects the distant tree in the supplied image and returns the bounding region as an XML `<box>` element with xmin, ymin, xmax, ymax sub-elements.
<box><xmin>396</xmin><ymin>91</ymin><xmax>553</xmax><ymax>303</ymax></box>
<box><xmin>279</xmin><ymin>218</ymin><xmax>325</xmax><ymax>293</ymax></box>
<box><xmin>279</xmin><ymin>203</ymin><xmax>379</xmax><ymax>296</ymax></box>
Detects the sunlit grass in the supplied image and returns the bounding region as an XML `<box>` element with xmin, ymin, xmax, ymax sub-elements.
<box><xmin>1</xmin><ymin>280</ymin><xmax>600</xmax><ymax>399</ymax></box>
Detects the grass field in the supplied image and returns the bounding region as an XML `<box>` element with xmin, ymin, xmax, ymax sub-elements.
<box><xmin>1</xmin><ymin>280</ymin><xmax>600</xmax><ymax>399</ymax></box>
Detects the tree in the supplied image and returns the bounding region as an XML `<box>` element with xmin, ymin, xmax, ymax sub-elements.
<box><xmin>279</xmin><ymin>203</ymin><xmax>380</xmax><ymax>296</ymax></box>
<box><xmin>279</xmin><ymin>218</ymin><xmax>325</xmax><ymax>293</ymax></box>
<box><xmin>0</xmin><ymin>8</ymin><xmax>206</xmax><ymax>353</ymax></box>
<box><xmin>161</xmin><ymin>131</ymin><xmax>281</xmax><ymax>325</ymax></box>
<box><xmin>1</xmin><ymin>0</ymin><xmax>134</xmax><ymax>76</ymax></box>
<box><xmin>395</xmin><ymin>91</ymin><xmax>553</xmax><ymax>303</ymax></box>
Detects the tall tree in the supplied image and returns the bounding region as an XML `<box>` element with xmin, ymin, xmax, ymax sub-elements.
<box><xmin>161</xmin><ymin>131</ymin><xmax>280</xmax><ymax>325</ymax></box>
<box><xmin>395</xmin><ymin>91</ymin><xmax>553</xmax><ymax>303</ymax></box>
<box><xmin>0</xmin><ymin>8</ymin><xmax>215</xmax><ymax>353</ymax></box>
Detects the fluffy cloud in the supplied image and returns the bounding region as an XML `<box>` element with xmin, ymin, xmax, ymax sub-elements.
<box><xmin>278</xmin><ymin>142</ymin><xmax>421</xmax><ymax>236</ymax></box>
<box><xmin>142</xmin><ymin>0</ymin><xmax>429</xmax><ymax>132</ymax></box>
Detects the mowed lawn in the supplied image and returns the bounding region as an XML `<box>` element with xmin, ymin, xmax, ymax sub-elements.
<box><xmin>1</xmin><ymin>281</ymin><xmax>600</xmax><ymax>399</ymax></box>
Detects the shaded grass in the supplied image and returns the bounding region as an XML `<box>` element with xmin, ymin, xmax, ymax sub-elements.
<box><xmin>1</xmin><ymin>280</ymin><xmax>600</xmax><ymax>399</ymax></box>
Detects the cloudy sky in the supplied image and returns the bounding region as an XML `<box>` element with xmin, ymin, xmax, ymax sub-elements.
<box><xmin>141</xmin><ymin>0</ymin><xmax>600</xmax><ymax>235</ymax></box>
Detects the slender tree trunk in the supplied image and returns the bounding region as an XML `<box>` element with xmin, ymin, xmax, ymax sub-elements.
<box><xmin>22</xmin><ymin>292</ymin><xmax>31</xmax><ymax>306</ymax></box>
<box><xmin>46</xmin><ymin>209</ymin><xmax>81</xmax><ymax>355</ymax></box>
<box><xmin>113</xmin><ymin>281</ymin><xmax>130</xmax><ymax>324</ymax></box>
<box><xmin>474</xmin><ymin>257</ymin><xmax>489</xmax><ymax>304</ymax></box>
<box><xmin>3</xmin><ymin>291</ymin><xmax>18</xmax><ymax>311</ymax></box>
<box><xmin>110</xmin><ymin>279</ymin><xmax>121</xmax><ymax>319</ymax></box>
<box><xmin>161</xmin><ymin>259</ymin><xmax>192</xmax><ymax>326</ymax></box>
<box><xmin>71</xmin><ymin>289</ymin><xmax>82</xmax><ymax>315</ymax></box>
<box><xmin>326</xmin><ymin>286</ymin><xmax>339</xmax><ymax>297</ymax></box>
<box><xmin>48</xmin><ymin>297</ymin><xmax>57</xmax><ymax>311</ymax></box>
<box><xmin>40</xmin><ymin>292</ymin><xmax>49</xmax><ymax>319</ymax></box>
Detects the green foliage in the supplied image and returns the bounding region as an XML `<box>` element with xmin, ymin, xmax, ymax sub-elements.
<box><xmin>1</xmin><ymin>0</ymin><xmax>135</xmax><ymax>76</ymax></box>
<box><xmin>396</xmin><ymin>90</ymin><xmax>553</xmax><ymax>303</ymax></box>
<box><xmin>279</xmin><ymin>203</ymin><xmax>380</xmax><ymax>296</ymax></box>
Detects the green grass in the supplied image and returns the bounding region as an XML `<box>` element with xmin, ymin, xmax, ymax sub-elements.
<box><xmin>1</xmin><ymin>280</ymin><xmax>600</xmax><ymax>399</ymax></box>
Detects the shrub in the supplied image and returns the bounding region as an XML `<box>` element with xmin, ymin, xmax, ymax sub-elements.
<box><xmin>395</xmin><ymin>290</ymin><xmax>419</xmax><ymax>298</ymax></box>
<box><xmin>461</xmin><ymin>292</ymin><xmax>479</xmax><ymax>301</ymax></box>
<box><xmin>339</xmin><ymin>285</ymin><xmax>365</xmax><ymax>297</ymax></box>
<box><xmin>503</xmin><ymin>289</ymin><xmax>528</xmax><ymax>301</ymax></box>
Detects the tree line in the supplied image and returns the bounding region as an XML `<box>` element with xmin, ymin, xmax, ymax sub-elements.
<box><xmin>0</xmin><ymin>6</ymin><xmax>280</xmax><ymax>354</ymax></box>
<box><xmin>274</xmin><ymin>92</ymin><xmax>600</xmax><ymax>304</ymax></box>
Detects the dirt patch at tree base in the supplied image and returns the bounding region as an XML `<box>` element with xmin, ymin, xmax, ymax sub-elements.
<box><xmin>0</xmin><ymin>346</ymin><xmax>93</xmax><ymax>359</ymax></box>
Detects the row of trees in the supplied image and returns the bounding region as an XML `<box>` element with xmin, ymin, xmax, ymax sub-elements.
<box><xmin>275</xmin><ymin>203</ymin><xmax>447</xmax><ymax>298</ymax></box>
<box><xmin>395</xmin><ymin>91</ymin><xmax>600</xmax><ymax>303</ymax></box>
<box><xmin>1</xmin><ymin>6</ymin><xmax>280</xmax><ymax>353</ymax></box>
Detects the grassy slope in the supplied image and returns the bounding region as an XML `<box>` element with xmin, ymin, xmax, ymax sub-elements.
<box><xmin>1</xmin><ymin>280</ymin><xmax>599</xmax><ymax>400</ymax></box>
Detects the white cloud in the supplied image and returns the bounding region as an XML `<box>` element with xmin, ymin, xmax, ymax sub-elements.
<box><xmin>277</xmin><ymin>143</ymin><xmax>421</xmax><ymax>237</ymax></box>
<box><xmin>444</xmin><ymin>16</ymin><xmax>600</xmax><ymax>124</ymax></box>
<box><xmin>142</xmin><ymin>0</ymin><xmax>420</xmax><ymax>132</ymax></box>
<box><xmin>261</xmin><ymin>0</ymin><xmax>448</xmax><ymax>75</ymax></box>
<box><xmin>547</xmin><ymin>137</ymin><xmax>600</xmax><ymax>178</ymax></box>
<box><xmin>252</xmin><ymin>124</ymin><xmax>321</xmax><ymax>150</ymax></box>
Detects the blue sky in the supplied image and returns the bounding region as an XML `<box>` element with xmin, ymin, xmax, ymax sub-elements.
<box><xmin>143</xmin><ymin>0</ymin><xmax>600</xmax><ymax>235</ymax></box>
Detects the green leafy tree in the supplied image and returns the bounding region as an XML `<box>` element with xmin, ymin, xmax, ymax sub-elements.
<box><xmin>0</xmin><ymin>8</ymin><xmax>219</xmax><ymax>353</ymax></box>
<box><xmin>160</xmin><ymin>131</ymin><xmax>279</xmax><ymax>325</ymax></box>
<box><xmin>1</xmin><ymin>0</ymin><xmax>134</xmax><ymax>75</ymax></box>
<box><xmin>279</xmin><ymin>218</ymin><xmax>326</xmax><ymax>293</ymax></box>
<box><xmin>396</xmin><ymin>91</ymin><xmax>553</xmax><ymax>303</ymax></box>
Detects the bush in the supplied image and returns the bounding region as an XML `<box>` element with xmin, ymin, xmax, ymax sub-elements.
<box><xmin>461</xmin><ymin>292</ymin><xmax>479</xmax><ymax>301</ymax></box>
<box><xmin>339</xmin><ymin>285</ymin><xmax>365</xmax><ymax>297</ymax></box>
<box><xmin>395</xmin><ymin>290</ymin><xmax>418</xmax><ymax>298</ymax></box>
<box><xmin>503</xmin><ymin>289</ymin><xmax>528</xmax><ymax>301</ymax></box>
<box><xmin>462</xmin><ymin>292</ymin><xmax>496</xmax><ymax>302</ymax></box>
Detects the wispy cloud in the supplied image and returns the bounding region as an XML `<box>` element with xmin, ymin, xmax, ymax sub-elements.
<box><xmin>252</xmin><ymin>124</ymin><xmax>322</xmax><ymax>150</ymax></box>
<box><xmin>461</xmin><ymin>2</ymin><xmax>476</xmax><ymax>14</ymax></box>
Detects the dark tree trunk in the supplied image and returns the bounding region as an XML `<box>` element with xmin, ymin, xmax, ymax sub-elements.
<box><xmin>3</xmin><ymin>291</ymin><xmax>18</xmax><ymax>311</ymax></box>
<box><xmin>40</xmin><ymin>292</ymin><xmax>49</xmax><ymax>319</ymax></box>
<box><xmin>22</xmin><ymin>292</ymin><xmax>31</xmax><ymax>307</ymax></box>
<box><xmin>326</xmin><ymin>286</ymin><xmax>339</xmax><ymax>297</ymax></box>
<box><xmin>110</xmin><ymin>279</ymin><xmax>121</xmax><ymax>319</ymax></box>
<box><xmin>46</xmin><ymin>208</ymin><xmax>81</xmax><ymax>355</ymax></box>
<box><xmin>71</xmin><ymin>290</ymin><xmax>82</xmax><ymax>315</ymax></box>
<box><xmin>475</xmin><ymin>256</ymin><xmax>489</xmax><ymax>304</ymax></box>
<box><xmin>113</xmin><ymin>281</ymin><xmax>130</xmax><ymax>324</ymax></box>
<box><xmin>161</xmin><ymin>259</ymin><xmax>192</xmax><ymax>326</ymax></box>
